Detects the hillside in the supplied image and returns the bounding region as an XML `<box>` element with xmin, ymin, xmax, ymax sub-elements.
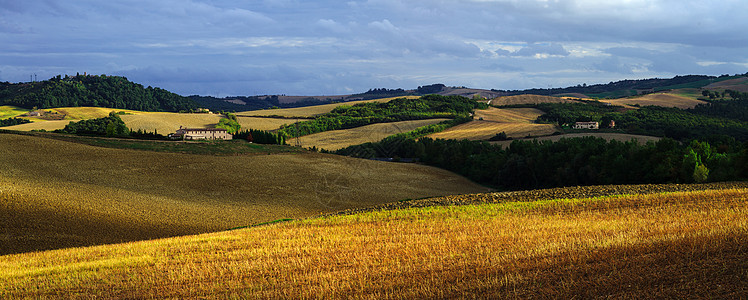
<box><xmin>427</xmin><ymin>107</ymin><xmax>559</xmax><ymax>140</ymax></box>
<box><xmin>0</xmin><ymin>74</ymin><xmax>197</xmax><ymax>112</ymax></box>
<box><xmin>0</xmin><ymin>133</ymin><xmax>488</xmax><ymax>255</ymax></box>
<box><xmin>599</xmin><ymin>92</ymin><xmax>707</xmax><ymax>109</ymax></box>
<box><xmin>490</xmin><ymin>94</ymin><xmax>580</xmax><ymax>106</ymax></box>
<box><xmin>2</xmin><ymin>184</ymin><xmax>745</xmax><ymax>298</ymax></box>
<box><xmin>297</xmin><ymin>118</ymin><xmax>449</xmax><ymax>151</ymax></box>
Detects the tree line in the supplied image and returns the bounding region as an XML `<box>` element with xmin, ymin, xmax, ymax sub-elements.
<box><xmin>335</xmin><ymin>136</ymin><xmax>748</xmax><ymax>190</ymax></box>
<box><xmin>0</xmin><ymin>74</ymin><xmax>197</xmax><ymax>112</ymax></box>
<box><xmin>0</xmin><ymin>117</ymin><xmax>31</xmax><ymax>127</ymax></box>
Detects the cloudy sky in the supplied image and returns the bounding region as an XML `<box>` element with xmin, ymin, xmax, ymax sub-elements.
<box><xmin>1</xmin><ymin>0</ymin><xmax>746</xmax><ymax>96</ymax></box>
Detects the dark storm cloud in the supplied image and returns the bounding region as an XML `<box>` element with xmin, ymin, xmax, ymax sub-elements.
<box><xmin>0</xmin><ymin>0</ymin><xmax>746</xmax><ymax>95</ymax></box>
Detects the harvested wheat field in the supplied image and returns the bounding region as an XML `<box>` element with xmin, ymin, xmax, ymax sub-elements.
<box><xmin>1</xmin><ymin>120</ymin><xmax>72</xmax><ymax>131</ymax></box>
<box><xmin>49</xmin><ymin>107</ymin><xmax>143</xmax><ymax>120</ymax></box>
<box><xmin>489</xmin><ymin>133</ymin><xmax>662</xmax><ymax>148</ymax></box>
<box><xmin>491</xmin><ymin>94</ymin><xmax>579</xmax><ymax>106</ymax></box>
<box><xmin>0</xmin><ymin>133</ymin><xmax>488</xmax><ymax>255</ymax></box>
<box><xmin>600</xmin><ymin>93</ymin><xmax>707</xmax><ymax>109</ymax></box>
<box><xmin>237</xmin><ymin>96</ymin><xmax>418</xmax><ymax>118</ymax></box>
<box><xmin>1</xmin><ymin>186</ymin><xmax>745</xmax><ymax>298</ymax></box>
<box><xmin>428</xmin><ymin>107</ymin><xmax>558</xmax><ymax>141</ymax></box>
<box><xmin>298</xmin><ymin>119</ymin><xmax>449</xmax><ymax>151</ymax></box>
<box><xmin>235</xmin><ymin>116</ymin><xmax>292</xmax><ymax>131</ymax></box>
<box><xmin>119</xmin><ymin>112</ymin><xmax>222</xmax><ymax>135</ymax></box>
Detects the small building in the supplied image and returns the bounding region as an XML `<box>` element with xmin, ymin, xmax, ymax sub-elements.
<box><xmin>169</xmin><ymin>127</ymin><xmax>232</xmax><ymax>140</ymax></box>
<box><xmin>573</xmin><ymin>122</ymin><xmax>599</xmax><ymax>130</ymax></box>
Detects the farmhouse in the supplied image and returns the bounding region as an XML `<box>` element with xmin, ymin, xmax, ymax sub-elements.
<box><xmin>169</xmin><ymin>127</ymin><xmax>232</xmax><ymax>140</ymax></box>
<box><xmin>573</xmin><ymin>121</ymin><xmax>599</xmax><ymax>130</ymax></box>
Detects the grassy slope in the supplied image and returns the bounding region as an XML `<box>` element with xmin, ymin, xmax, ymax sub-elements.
<box><xmin>427</xmin><ymin>107</ymin><xmax>559</xmax><ymax>140</ymax></box>
<box><xmin>1</xmin><ymin>188</ymin><xmax>745</xmax><ymax>298</ymax></box>
<box><xmin>491</xmin><ymin>94</ymin><xmax>580</xmax><ymax>106</ymax></box>
<box><xmin>0</xmin><ymin>106</ymin><xmax>30</xmax><ymax>119</ymax></box>
<box><xmin>297</xmin><ymin>118</ymin><xmax>449</xmax><ymax>151</ymax></box>
<box><xmin>0</xmin><ymin>133</ymin><xmax>488</xmax><ymax>255</ymax></box>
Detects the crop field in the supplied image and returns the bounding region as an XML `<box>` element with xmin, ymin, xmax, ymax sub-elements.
<box><xmin>236</xmin><ymin>116</ymin><xmax>292</xmax><ymax>131</ymax></box>
<box><xmin>0</xmin><ymin>133</ymin><xmax>488</xmax><ymax>255</ymax></box>
<box><xmin>1</xmin><ymin>186</ymin><xmax>745</xmax><ymax>298</ymax></box>
<box><xmin>490</xmin><ymin>94</ymin><xmax>580</xmax><ymax>106</ymax></box>
<box><xmin>704</xmin><ymin>77</ymin><xmax>748</xmax><ymax>92</ymax></box>
<box><xmin>489</xmin><ymin>132</ymin><xmax>662</xmax><ymax>148</ymax></box>
<box><xmin>600</xmin><ymin>93</ymin><xmax>708</xmax><ymax>109</ymax></box>
<box><xmin>427</xmin><ymin>107</ymin><xmax>558</xmax><ymax>141</ymax></box>
<box><xmin>0</xmin><ymin>106</ymin><xmax>29</xmax><ymax>119</ymax></box>
<box><xmin>237</xmin><ymin>96</ymin><xmax>419</xmax><ymax>118</ymax></box>
<box><xmin>297</xmin><ymin>119</ymin><xmax>450</xmax><ymax>151</ymax></box>
<box><xmin>49</xmin><ymin>107</ymin><xmax>143</xmax><ymax>120</ymax></box>
<box><xmin>119</xmin><ymin>112</ymin><xmax>222</xmax><ymax>135</ymax></box>
<box><xmin>1</xmin><ymin>120</ymin><xmax>72</xmax><ymax>131</ymax></box>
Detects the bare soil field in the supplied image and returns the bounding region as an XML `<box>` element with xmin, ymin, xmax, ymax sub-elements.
<box><xmin>297</xmin><ymin>119</ymin><xmax>449</xmax><ymax>151</ymax></box>
<box><xmin>428</xmin><ymin>107</ymin><xmax>559</xmax><ymax>141</ymax></box>
<box><xmin>237</xmin><ymin>96</ymin><xmax>418</xmax><ymax>118</ymax></box>
<box><xmin>491</xmin><ymin>94</ymin><xmax>580</xmax><ymax>106</ymax></box>
<box><xmin>2</xmin><ymin>185</ymin><xmax>745</xmax><ymax>298</ymax></box>
<box><xmin>489</xmin><ymin>132</ymin><xmax>662</xmax><ymax>148</ymax></box>
<box><xmin>704</xmin><ymin>77</ymin><xmax>748</xmax><ymax>92</ymax></box>
<box><xmin>0</xmin><ymin>133</ymin><xmax>488</xmax><ymax>255</ymax></box>
<box><xmin>600</xmin><ymin>93</ymin><xmax>707</xmax><ymax>109</ymax></box>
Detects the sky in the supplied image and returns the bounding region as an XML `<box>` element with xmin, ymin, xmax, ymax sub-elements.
<box><xmin>1</xmin><ymin>0</ymin><xmax>747</xmax><ymax>97</ymax></box>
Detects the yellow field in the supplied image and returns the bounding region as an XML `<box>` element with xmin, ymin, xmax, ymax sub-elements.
<box><xmin>2</xmin><ymin>188</ymin><xmax>744</xmax><ymax>298</ymax></box>
<box><xmin>236</xmin><ymin>116</ymin><xmax>292</xmax><ymax>131</ymax></box>
<box><xmin>490</xmin><ymin>94</ymin><xmax>579</xmax><ymax>106</ymax></box>
<box><xmin>428</xmin><ymin>107</ymin><xmax>558</xmax><ymax>140</ymax></box>
<box><xmin>0</xmin><ymin>133</ymin><xmax>488</xmax><ymax>255</ymax></box>
<box><xmin>48</xmin><ymin>107</ymin><xmax>144</xmax><ymax>120</ymax></box>
<box><xmin>600</xmin><ymin>93</ymin><xmax>707</xmax><ymax>109</ymax></box>
<box><xmin>297</xmin><ymin>119</ymin><xmax>450</xmax><ymax>151</ymax></box>
<box><xmin>0</xmin><ymin>106</ymin><xmax>29</xmax><ymax>119</ymax></box>
<box><xmin>120</xmin><ymin>112</ymin><xmax>222</xmax><ymax>134</ymax></box>
<box><xmin>489</xmin><ymin>132</ymin><xmax>662</xmax><ymax>148</ymax></box>
<box><xmin>1</xmin><ymin>120</ymin><xmax>72</xmax><ymax>131</ymax></box>
<box><xmin>237</xmin><ymin>96</ymin><xmax>419</xmax><ymax>118</ymax></box>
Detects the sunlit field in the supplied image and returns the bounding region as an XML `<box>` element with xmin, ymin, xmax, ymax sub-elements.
<box><xmin>600</xmin><ymin>92</ymin><xmax>708</xmax><ymax>109</ymax></box>
<box><xmin>298</xmin><ymin>118</ymin><xmax>449</xmax><ymax>150</ymax></box>
<box><xmin>236</xmin><ymin>96</ymin><xmax>420</xmax><ymax>118</ymax></box>
<box><xmin>2</xmin><ymin>188</ymin><xmax>745</xmax><ymax>298</ymax></box>
<box><xmin>0</xmin><ymin>133</ymin><xmax>488</xmax><ymax>254</ymax></box>
<box><xmin>428</xmin><ymin>107</ymin><xmax>559</xmax><ymax>140</ymax></box>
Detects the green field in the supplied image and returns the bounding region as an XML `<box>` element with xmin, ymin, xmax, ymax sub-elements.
<box><xmin>0</xmin><ymin>105</ymin><xmax>29</xmax><ymax>119</ymax></box>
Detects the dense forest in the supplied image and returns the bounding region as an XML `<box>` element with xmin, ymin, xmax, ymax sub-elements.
<box><xmin>56</xmin><ymin>112</ymin><xmax>131</xmax><ymax>137</ymax></box>
<box><xmin>0</xmin><ymin>74</ymin><xmax>197</xmax><ymax>112</ymax></box>
<box><xmin>335</xmin><ymin>136</ymin><xmax>748</xmax><ymax>190</ymax></box>
<box><xmin>277</xmin><ymin>95</ymin><xmax>487</xmax><ymax>138</ymax></box>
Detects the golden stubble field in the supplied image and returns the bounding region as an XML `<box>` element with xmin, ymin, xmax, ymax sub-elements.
<box><xmin>490</xmin><ymin>94</ymin><xmax>580</xmax><ymax>106</ymax></box>
<box><xmin>599</xmin><ymin>93</ymin><xmax>708</xmax><ymax>109</ymax></box>
<box><xmin>1</xmin><ymin>188</ymin><xmax>745</xmax><ymax>298</ymax></box>
<box><xmin>428</xmin><ymin>107</ymin><xmax>559</xmax><ymax>141</ymax></box>
<box><xmin>297</xmin><ymin>119</ymin><xmax>450</xmax><ymax>151</ymax></box>
<box><xmin>0</xmin><ymin>133</ymin><xmax>488</xmax><ymax>255</ymax></box>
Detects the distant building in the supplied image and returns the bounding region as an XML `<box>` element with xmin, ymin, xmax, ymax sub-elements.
<box><xmin>573</xmin><ymin>122</ymin><xmax>599</xmax><ymax>130</ymax></box>
<box><xmin>169</xmin><ymin>127</ymin><xmax>232</xmax><ymax>140</ymax></box>
<box><xmin>609</xmin><ymin>120</ymin><xmax>616</xmax><ymax>128</ymax></box>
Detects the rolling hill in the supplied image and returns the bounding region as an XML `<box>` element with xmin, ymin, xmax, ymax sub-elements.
<box><xmin>427</xmin><ymin>107</ymin><xmax>559</xmax><ymax>141</ymax></box>
<box><xmin>2</xmin><ymin>184</ymin><xmax>745</xmax><ymax>298</ymax></box>
<box><xmin>599</xmin><ymin>92</ymin><xmax>707</xmax><ymax>109</ymax></box>
<box><xmin>0</xmin><ymin>133</ymin><xmax>488</xmax><ymax>255</ymax></box>
<box><xmin>297</xmin><ymin>118</ymin><xmax>450</xmax><ymax>151</ymax></box>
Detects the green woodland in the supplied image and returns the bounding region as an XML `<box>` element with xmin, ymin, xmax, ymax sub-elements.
<box><xmin>0</xmin><ymin>74</ymin><xmax>197</xmax><ymax>112</ymax></box>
